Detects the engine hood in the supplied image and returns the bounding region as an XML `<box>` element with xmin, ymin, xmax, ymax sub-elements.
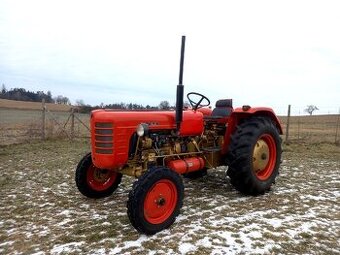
<box><xmin>91</xmin><ymin>109</ymin><xmax>204</xmax><ymax>136</ymax></box>
<box><xmin>90</xmin><ymin>109</ymin><xmax>204</xmax><ymax>169</ymax></box>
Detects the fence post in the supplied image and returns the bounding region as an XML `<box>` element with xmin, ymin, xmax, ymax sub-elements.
<box><xmin>42</xmin><ymin>99</ymin><xmax>46</xmax><ymax>140</ymax></box>
<box><xmin>297</xmin><ymin>111</ymin><xmax>300</xmax><ymax>141</ymax></box>
<box><xmin>285</xmin><ymin>105</ymin><xmax>291</xmax><ymax>143</ymax></box>
<box><xmin>335</xmin><ymin>108</ymin><xmax>340</xmax><ymax>144</ymax></box>
<box><xmin>71</xmin><ymin>108</ymin><xmax>75</xmax><ymax>140</ymax></box>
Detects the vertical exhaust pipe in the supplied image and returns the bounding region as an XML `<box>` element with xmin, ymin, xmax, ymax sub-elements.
<box><xmin>176</xmin><ymin>35</ymin><xmax>186</xmax><ymax>132</ymax></box>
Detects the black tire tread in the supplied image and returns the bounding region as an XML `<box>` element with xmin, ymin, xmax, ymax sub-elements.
<box><xmin>127</xmin><ymin>166</ymin><xmax>184</xmax><ymax>235</ymax></box>
<box><xmin>227</xmin><ymin>117</ymin><xmax>282</xmax><ymax>195</ymax></box>
<box><xmin>75</xmin><ymin>153</ymin><xmax>122</xmax><ymax>198</ymax></box>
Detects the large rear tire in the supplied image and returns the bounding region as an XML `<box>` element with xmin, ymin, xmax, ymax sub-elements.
<box><xmin>227</xmin><ymin>117</ymin><xmax>282</xmax><ymax>195</ymax></box>
<box><xmin>75</xmin><ymin>153</ymin><xmax>122</xmax><ymax>198</ymax></box>
<box><xmin>127</xmin><ymin>166</ymin><xmax>184</xmax><ymax>235</ymax></box>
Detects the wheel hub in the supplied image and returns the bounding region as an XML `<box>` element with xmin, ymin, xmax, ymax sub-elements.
<box><xmin>253</xmin><ymin>139</ymin><xmax>270</xmax><ymax>173</ymax></box>
<box><xmin>144</xmin><ymin>180</ymin><xmax>178</xmax><ymax>224</ymax></box>
<box><xmin>156</xmin><ymin>197</ymin><xmax>166</xmax><ymax>206</ymax></box>
<box><xmin>93</xmin><ymin>169</ymin><xmax>110</xmax><ymax>182</ymax></box>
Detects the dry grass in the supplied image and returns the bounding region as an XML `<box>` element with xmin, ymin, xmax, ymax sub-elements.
<box><xmin>0</xmin><ymin>140</ymin><xmax>339</xmax><ymax>254</ymax></box>
<box><xmin>0</xmin><ymin>108</ymin><xmax>90</xmax><ymax>145</ymax></box>
<box><xmin>0</xmin><ymin>99</ymin><xmax>80</xmax><ymax>145</ymax></box>
<box><xmin>0</xmin><ymin>99</ymin><xmax>72</xmax><ymax>112</ymax></box>
<box><xmin>278</xmin><ymin>115</ymin><xmax>340</xmax><ymax>143</ymax></box>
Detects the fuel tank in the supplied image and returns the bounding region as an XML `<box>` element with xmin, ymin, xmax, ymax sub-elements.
<box><xmin>167</xmin><ymin>157</ymin><xmax>205</xmax><ymax>174</ymax></box>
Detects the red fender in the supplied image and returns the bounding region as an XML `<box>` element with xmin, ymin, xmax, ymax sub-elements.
<box><xmin>222</xmin><ymin>107</ymin><xmax>283</xmax><ymax>154</ymax></box>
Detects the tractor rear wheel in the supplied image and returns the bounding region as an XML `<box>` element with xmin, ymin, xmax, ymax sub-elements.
<box><xmin>75</xmin><ymin>153</ymin><xmax>122</xmax><ymax>198</ymax></box>
<box><xmin>227</xmin><ymin>117</ymin><xmax>282</xmax><ymax>195</ymax></box>
<box><xmin>127</xmin><ymin>166</ymin><xmax>184</xmax><ymax>235</ymax></box>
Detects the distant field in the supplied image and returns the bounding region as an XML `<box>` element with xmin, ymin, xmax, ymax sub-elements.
<box><xmin>278</xmin><ymin>115</ymin><xmax>339</xmax><ymax>143</ymax></box>
<box><xmin>0</xmin><ymin>99</ymin><xmax>72</xmax><ymax>112</ymax></box>
<box><xmin>279</xmin><ymin>114</ymin><xmax>339</xmax><ymax>125</ymax></box>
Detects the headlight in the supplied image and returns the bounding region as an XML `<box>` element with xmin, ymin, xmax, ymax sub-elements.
<box><xmin>136</xmin><ymin>123</ymin><xmax>149</xmax><ymax>137</ymax></box>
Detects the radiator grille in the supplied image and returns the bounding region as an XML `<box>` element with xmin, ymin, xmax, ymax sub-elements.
<box><xmin>94</xmin><ymin>122</ymin><xmax>113</xmax><ymax>154</ymax></box>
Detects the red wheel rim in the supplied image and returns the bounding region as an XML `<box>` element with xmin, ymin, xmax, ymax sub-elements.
<box><xmin>86</xmin><ymin>165</ymin><xmax>117</xmax><ymax>191</ymax></box>
<box><xmin>252</xmin><ymin>134</ymin><xmax>277</xmax><ymax>181</ymax></box>
<box><xmin>144</xmin><ymin>179</ymin><xmax>178</xmax><ymax>225</ymax></box>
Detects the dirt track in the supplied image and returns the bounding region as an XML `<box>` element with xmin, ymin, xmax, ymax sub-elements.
<box><xmin>0</xmin><ymin>141</ymin><xmax>339</xmax><ymax>254</ymax></box>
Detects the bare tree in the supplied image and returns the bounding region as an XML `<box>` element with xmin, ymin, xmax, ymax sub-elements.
<box><xmin>55</xmin><ymin>95</ymin><xmax>70</xmax><ymax>105</ymax></box>
<box><xmin>184</xmin><ymin>100</ymin><xmax>191</xmax><ymax>109</ymax></box>
<box><xmin>75</xmin><ymin>99</ymin><xmax>85</xmax><ymax>106</ymax></box>
<box><xmin>304</xmin><ymin>105</ymin><xmax>319</xmax><ymax>115</ymax></box>
<box><xmin>1</xmin><ymin>84</ymin><xmax>6</xmax><ymax>94</ymax></box>
<box><xmin>159</xmin><ymin>100</ymin><xmax>170</xmax><ymax>110</ymax></box>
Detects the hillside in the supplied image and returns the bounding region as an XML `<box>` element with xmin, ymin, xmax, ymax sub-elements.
<box><xmin>0</xmin><ymin>99</ymin><xmax>72</xmax><ymax>112</ymax></box>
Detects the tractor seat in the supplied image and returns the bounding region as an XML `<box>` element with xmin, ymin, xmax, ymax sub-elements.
<box><xmin>204</xmin><ymin>99</ymin><xmax>233</xmax><ymax>120</ymax></box>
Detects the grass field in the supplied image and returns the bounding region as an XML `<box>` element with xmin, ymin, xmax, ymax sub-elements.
<box><xmin>279</xmin><ymin>114</ymin><xmax>340</xmax><ymax>143</ymax></box>
<box><xmin>0</xmin><ymin>99</ymin><xmax>72</xmax><ymax>112</ymax></box>
<box><xmin>0</xmin><ymin>140</ymin><xmax>339</xmax><ymax>254</ymax></box>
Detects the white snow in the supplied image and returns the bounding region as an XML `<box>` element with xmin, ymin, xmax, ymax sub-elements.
<box><xmin>178</xmin><ymin>243</ymin><xmax>197</xmax><ymax>254</ymax></box>
<box><xmin>31</xmin><ymin>252</ymin><xmax>45</xmax><ymax>255</ymax></box>
<box><xmin>110</xmin><ymin>235</ymin><xmax>148</xmax><ymax>254</ymax></box>
<box><xmin>196</xmin><ymin>237</ymin><xmax>212</xmax><ymax>248</ymax></box>
<box><xmin>59</xmin><ymin>210</ymin><xmax>71</xmax><ymax>216</ymax></box>
<box><xmin>50</xmin><ymin>242</ymin><xmax>85</xmax><ymax>254</ymax></box>
<box><xmin>56</xmin><ymin>218</ymin><xmax>72</xmax><ymax>227</ymax></box>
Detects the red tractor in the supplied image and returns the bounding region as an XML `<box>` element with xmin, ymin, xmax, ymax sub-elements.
<box><xmin>75</xmin><ymin>36</ymin><xmax>282</xmax><ymax>235</ymax></box>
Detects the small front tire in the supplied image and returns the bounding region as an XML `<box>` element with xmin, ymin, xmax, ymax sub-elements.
<box><xmin>127</xmin><ymin>167</ymin><xmax>184</xmax><ymax>235</ymax></box>
<box><xmin>75</xmin><ymin>153</ymin><xmax>122</xmax><ymax>198</ymax></box>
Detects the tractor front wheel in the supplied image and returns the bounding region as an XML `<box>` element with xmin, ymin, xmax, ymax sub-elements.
<box><xmin>75</xmin><ymin>153</ymin><xmax>122</xmax><ymax>198</ymax></box>
<box><xmin>227</xmin><ymin>117</ymin><xmax>282</xmax><ymax>195</ymax></box>
<box><xmin>127</xmin><ymin>167</ymin><xmax>184</xmax><ymax>235</ymax></box>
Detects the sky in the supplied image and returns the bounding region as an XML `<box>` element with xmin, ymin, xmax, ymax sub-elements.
<box><xmin>0</xmin><ymin>0</ymin><xmax>339</xmax><ymax>115</ymax></box>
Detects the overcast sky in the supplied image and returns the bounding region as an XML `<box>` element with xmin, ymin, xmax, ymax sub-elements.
<box><xmin>0</xmin><ymin>0</ymin><xmax>339</xmax><ymax>115</ymax></box>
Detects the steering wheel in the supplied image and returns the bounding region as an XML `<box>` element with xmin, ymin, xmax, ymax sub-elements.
<box><xmin>187</xmin><ymin>92</ymin><xmax>210</xmax><ymax>110</ymax></box>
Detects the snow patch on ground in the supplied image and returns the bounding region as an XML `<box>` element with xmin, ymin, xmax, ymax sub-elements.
<box><xmin>51</xmin><ymin>242</ymin><xmax>85</xmax><ymax>254</ymax></box>
<box><xmin>178</xmin><ymin>243</ymin><xmax>197</xmax><ymax>254</ymax></box>
<box><xmin>1</xmin><ymin>142</ymin><xmax>339</xmax><ymax>254</ymax></box>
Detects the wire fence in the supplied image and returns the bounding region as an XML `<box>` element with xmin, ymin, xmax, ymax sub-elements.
<box><xmin>1</xmin><ymin>101</ymin><xmax>339</xmax><ymax>146</ymax></box>
<box><xmin>0</xmin><ymin>101</ymin><xmax>90</xmax><ymax>145</ymax></box>
<box><xmin>279</xmin><ymin>105</ymin><xmax>340</xmax><ymax>145</ymax></box>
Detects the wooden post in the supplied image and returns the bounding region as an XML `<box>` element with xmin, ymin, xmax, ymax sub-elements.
<box><xmin>71</xmin><ymin>108</ymin><xmax>75</xmax><ymax>140</ymax></box>
<box><xmin>285</xmin><ymin>105</ymin><xmax>291</xmax><ymax>143</ymax></box>
<box><xmin>335</xmin><ymin>108</ymin><xmax>340</xmax><ymax>144</ymax></box>
<box><xmin>42</xmin><ymin>98</ymin><xmax>46</xmax><ymax>140</ymax></box>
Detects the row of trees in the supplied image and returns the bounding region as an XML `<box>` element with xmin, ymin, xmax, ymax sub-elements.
<box><xmin>1</xmin><ymin>85</ymin><xmax>320</xmax><ymax>115</ymax></box>
<box><xmin>0</xmin><ymin>85</ymin><xmax>176</xmax><ymax>112</ymax></box>
<box><xmin>76</xmin><ymin>100</ymin><xmax>174</xmax><ymax>113</ymax></box>
<box><xmin>0</xmin><ymin>85</ymin><xmax>70</xmax><ymax>105</ymax></box>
